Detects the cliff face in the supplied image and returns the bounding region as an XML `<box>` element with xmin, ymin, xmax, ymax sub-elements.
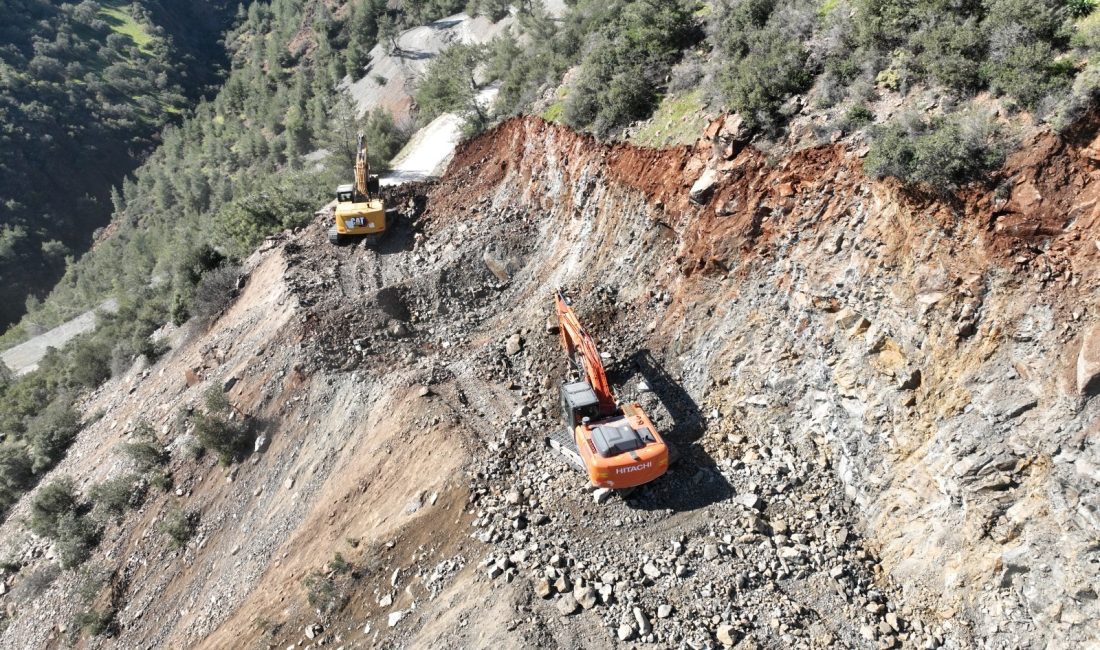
<box><xmin>438</xmin><ymin>116</ymin><xmax>1100</xmax><ymax>647</ymax></box>
<box><xmin>2</xmin><ymin>115</ymin><xmax>1098</xmax><ymax>649</ymax></box>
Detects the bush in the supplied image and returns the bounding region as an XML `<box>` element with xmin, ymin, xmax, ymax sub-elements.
<box><xmin>192</xmin><ymin>412</ymin><xmax>252</xmax><ymax>465</ymax></box>
<box><xmin>89</xmin><ymin>475</ymin><xmax>146</xmax><ymax>522</ymax></box>
<box><xmin>28</xmin><ymin>478</ymin><xmax>79</xmax><ymax>539</ymax></box>
<box><xmin>55</xmin><ymin>512</ymin><xmax>101</xmax><ymax>569</ymax></box>
<box><xmin>190</xmin><ymin>265</ymin><xmax>241</xmax><ymax>327</ymax></box>
<box><xmin>25</xmin><ymin>395</ymin><xmax>82</xmax><ymax>473</ymax></box>
<box><xmin>29</xmin><ymin>478</ymin><xmax>100</xmax><ymax>568</ymax></box>
<box><xmin>0</xmin><ymin>445</ymin><xmax>34</xmax><ymax>517</ymax></box>
<box><xmin>75</xmin><ymin>608</ymin><xmax>117</xmax><ymax>638</ymax></box>
<box><xmin>865</xmin><ymin>111</ymin><xmax>1008</xmax><ymax>192</ymax></box>
<box><xmin>303</xmin><ymin>570</ymin><xmax>348</xmax><ymax>614</ymax></box>
<box><xmin>710</xmin><ymin>0</ymin><xmax>815</xmax><ymax>134</ymax></box>
<box><xmin>158</xmin><ymin>508</ymin><xmax>197</xmax><ymax>548</ymax></box>
<box><xmin>564</xmin><ymin>0</ymin><xmax>698</xmax><ymax>137</ymax></box>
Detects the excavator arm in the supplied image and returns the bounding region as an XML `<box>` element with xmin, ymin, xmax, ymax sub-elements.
<box><xmin>555</xmin><ymin>290</ymin><xmax>616</xmax><ymax>415</ymax></box>
<box><xmin>354</xmin><ymin>131</ymin><xmax>370</xmax><ymax>200</ymax></box>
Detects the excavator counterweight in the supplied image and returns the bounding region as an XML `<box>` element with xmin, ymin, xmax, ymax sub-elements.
<box><xmin>553</xmin><ymin>290</ymin><xmax>668</xmax><ymax>489</ymax></box>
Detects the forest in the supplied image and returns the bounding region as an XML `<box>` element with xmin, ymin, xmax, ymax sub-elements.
<box><xmin>0</xmin><ymin>0</ymin><xmax>240</xmax><ymax>329</ymax></box>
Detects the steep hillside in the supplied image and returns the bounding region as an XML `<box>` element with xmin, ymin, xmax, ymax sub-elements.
<box><xmin>1</xmin><ymin>113</ymin><xmax>1097</xmax><ymax>648</ymax></box>
<box><xmin>0</xmin><ymin>0</ymin><xmax>240</xmax><ymax>329</ymax></box>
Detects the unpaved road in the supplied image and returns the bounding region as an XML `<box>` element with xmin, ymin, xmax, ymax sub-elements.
<box><xmin>382</xmin><ymin>86</ymin><xmax>500</xmax><ymax>186</ymax></box>
<box><xmin>0</xmin><ymin>298</ymin><xmax>118</xmax><ymax>376</ymax></box>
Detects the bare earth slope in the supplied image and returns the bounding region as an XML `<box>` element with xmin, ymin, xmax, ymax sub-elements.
<box><xmin>2</xmin><ymin>115</ymin><xmax>1100</xmax><ymax>649</ymax></box>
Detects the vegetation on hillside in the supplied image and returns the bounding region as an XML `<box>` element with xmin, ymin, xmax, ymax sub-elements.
<box><xmin>0</xmin><ymin>0</ymin><xmax>449</xmax><ymax>532</ymax></box>
<box><xmin>0</xmin><ymin>0</ymin><xmax>240</xmax><ymax>330</ymax></box>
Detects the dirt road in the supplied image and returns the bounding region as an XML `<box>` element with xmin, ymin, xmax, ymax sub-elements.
<box><xmin>0</xmin><ymin>299</ymin><xmax>118</xmax><ymax>376</ymax></box>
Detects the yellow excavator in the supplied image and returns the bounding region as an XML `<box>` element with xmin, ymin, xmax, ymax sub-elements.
<box><xmin>329</xmin><ymin>131</ymin><xmax>386</xmax><ymax>244</ymax></box>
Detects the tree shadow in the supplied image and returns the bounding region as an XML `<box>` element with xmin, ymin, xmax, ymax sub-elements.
<box><xmin>611</xmin><ymin>350</ymin><xmax>734</xmax><ymax>512</ymax></box>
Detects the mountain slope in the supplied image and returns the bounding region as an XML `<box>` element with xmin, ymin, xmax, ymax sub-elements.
<box><xmin>1</xmin><ymin>113</ymin><xmax>1098</xmax><ymax>648</ymax></box>
<box><xmin>0</xmin><ymin>0</ymin><xmax>240</xmax><ymax>329</ymax></box>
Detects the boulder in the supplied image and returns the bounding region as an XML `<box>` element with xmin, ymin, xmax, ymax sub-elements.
<box><xmin>690</xmin><ymin>169</ymin><xmax>719</xmax><ymax>204</ymax></box>
<box><xmin>1077</xmin><ymin>323</ymin><xmax>1100</xmax><ymax>396</ymax></box>
<box><xmin>556</xmin><ymin>594</ymin><xmax>579</xmax><ymax>616</ymax></box>
<box><xmin>574</xmin><ymin>585</ymin><xmax>598</xmax><ymax>610</ymax></box>
<box><xmin>717</xmin><ymin>624</ymin><xmax>738</xmax><ymax>646</ymax></box>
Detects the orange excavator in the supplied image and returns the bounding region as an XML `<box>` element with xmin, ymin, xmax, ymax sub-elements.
<box><xmin>551</xmin><ymin>290</ymin><xmax>668</xmax><ymax>489</ymax></box>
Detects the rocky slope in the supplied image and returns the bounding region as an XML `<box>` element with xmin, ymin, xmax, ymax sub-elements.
<box><xmin>1</xmin><ymin>114</ymin><xmax>1099</xmax><ymax>650</ymax></box>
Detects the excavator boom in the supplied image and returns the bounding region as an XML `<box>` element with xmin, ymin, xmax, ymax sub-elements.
<box><xmin>554</xmin><ymin>290</ymin><xmax>616</xmax><ymax>415</ymax></box>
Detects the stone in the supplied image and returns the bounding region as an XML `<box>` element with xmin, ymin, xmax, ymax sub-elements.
<box><xmin>554</xmin><ymin>575</ymin><xmax>571</xmax><ymax>593</ymax></box>
<box><xmin>284</xmin><ymin>477</ymin><xmax>295</xmax><ymax>490</ymax></box>
<box><xmin>617</xmin><ymin>624</ymin><xmax>636</xmax><ymax>642</ymax></box>
<box><xmin>222</xmin><ymin>375</ymin><xmax>239</xmax><ymax>392</ymax></box>
<box><xmin>737</xmin><ymin>493</ymin><xmax>764</xmax><ymax>511</ymax></box>
<box><xmin>592</xmin><ymin>488</ymin><xmax>613</xmax><ymax>504</ymax></box>
<box><xmin>633</xmin><ymin>607</ymin><xmax>652</xmax><ymax>635</ymax></box>
<box><xmin>536</xmin><ymin>577</ymin><xmax>554</xmax><ymax>599</ymax></box>
<box><xmin>885</xmin><ymin>612</ymin><xmax>900</xmax><ymax>632</ymax></box>
<box><xmin>703</xmin><ymin>544</ymin><xmax>719</xmax><ymax>560</ymax></box>
<box><xmin>379</xmin><ymin>594</ymin><xmax>393</xmax><ymax>607</ymax></box>
<box><xmin>483</xmin><ymin>251</ymin><xmax>511</xmax><ymax>282</ymax></box>
<box><xmin>387</xmin><ymin>611</ymin><xmax>404</xmax><ymax>627</ymax></box>
<box><xmin>253</xmin><ymin>434</ymin><xmax>268</xmax><ymax>453</ymax></box>
<box><xmin>717</xmin><ymin>624</ymin><xmax>738</xmax><ymax>646</ymax></box>
<box><xmin>643</xmin><ymin>562</ymin><xmax>661</xmax><ymax>579</ymax></box>
<box><xmin>690</xmin><ymin>168</ymin><xmax>719</xmax><ymax>204</ymax></box>
<box><xmin>1077</xmin><ymin>323</ymin><xmax>1100</xmax><ymax>395</ymax></box>
<box><xmin>304</xmin><ymin>623</ymin><xmax>321</xmax><ymax>640</ymax></box>
<box><xmin>556</xmin><ymin>594</ymin><xmax>579</xmax><ymax>616</ymax></box>
<box><xmin>505</xmin><ymin>489</ymin><xmax>521</xmax><ymax>505</ymax></box>
<box><xmin>574</xmin><ymin>585</ymin><xmax>598</xmax><ymax>609</ymax></box>
<box><xmin>505</xmin><ymin>334</ymin><xmax>523</xmax><ymax>356</ymax></box>
<box><xmin>417</xmin><ymin>385</ymin><xmax>432</xmax><ymax>397</ymax></box>
<box><xmin>657</xmin><ymin>604</ymin><xmax>673</xmax><ymax>619</ymax></box>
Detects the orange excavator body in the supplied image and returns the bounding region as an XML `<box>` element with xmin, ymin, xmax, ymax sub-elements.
<box><xmin>554</xmin><ymin>290</ymin><xmax>668</xmax><ymax>489</ymax></box>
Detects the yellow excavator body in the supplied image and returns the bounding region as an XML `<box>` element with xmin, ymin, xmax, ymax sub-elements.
<box><xmin>333</xmin><ymin>199</ymin><xmax>385</xmax><ymax>236</ymax></box>
<box><xmin>329</xmin><ymin>131</ymin><xmax>386</xmax><ymax>244</ymax></box>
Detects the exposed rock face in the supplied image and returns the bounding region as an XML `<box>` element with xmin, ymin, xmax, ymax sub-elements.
<box><xmin>436</xmin><ymin>115</ymin><xmax>1100</xmax><ymax>648</ymax></box>
<box><xmin>1077</xmin><ymin>323</ymin><xmax>1100</xmax><ymax>395</ymax></box>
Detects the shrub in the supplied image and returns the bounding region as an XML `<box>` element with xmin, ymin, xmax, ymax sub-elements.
<box><xmin>710</xmin><ymin>0</ymin><xmax>815</xmax><ymax>134</ymax></box>
<box><xmin>564</xmin><ymin>0</ymin><xmax>698</xmax><ymax>137</ymax></box>
<box><xmin>843</xmin><ymin>104</ymin><xmax>874</xmax><ymax>129</ymax></box>
<box><xmin>67</xmin><ymin>337</ymin><xmax>112</xmax><ymax>389</ymax></box>
<box><xmin>190</xmin><ymin>265</ymin><xmax>240</xmax><ymax>327</ymax></box>
<box><xmin>192</xmin><ymin>412</ymin><xmax>252</xmax><ymax>465</ymax></box>
<box><xmin>118</xmin><ymin>438</ymin><xmax>168</xmax><ymax>472</ymax></box>
<box><xmin>75</xmin><ymin>607</ymin><xmax>116</xmax><ymax>637</ymax></box>
<box><xmin>0</xmin><ymin>445</ymin><xmax>34</xmax><ymax>516</ymax></box>
<box><xmin>28</xmin><ymin>478</ymin><xmax>79</xmax><ymax>539</ymax></box>
<box><xmin>89</xmin><ymin>474</ymin><xmax>146</xmax><ymax>522</ymax></box>
<box><xmin>25</xmin><ymin>395</ymin><xmax>82</xmax><ymax>473</ymax></box>
<box><xmin>55</xmin><ymin>512</ymin><xmax>100</xmax><ymax>569</ymax></box>
<box><xmin>865</xmin><ymin>111</ymin><xmax>1008</xmax><ymax>192</ymax></box>
<box><xmin>158</xmin><ymin>508</ymin><xmax>197</xmax><ymax>548</ymax></box>
<box><xmin>303</xmin><ymin>570</ymin><xmax>348</xmax><ymax>614</ymax></box>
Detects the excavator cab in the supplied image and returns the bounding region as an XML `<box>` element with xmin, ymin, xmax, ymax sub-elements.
<box><xmin>560</xmin><ymin>380</ymin><xmax>601</xmax><ymax>427</ymax></box>
<box><xmin>335</xmin><ymin>184</ymin><xmax>355</xmax><ymax>203</ymax></box>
